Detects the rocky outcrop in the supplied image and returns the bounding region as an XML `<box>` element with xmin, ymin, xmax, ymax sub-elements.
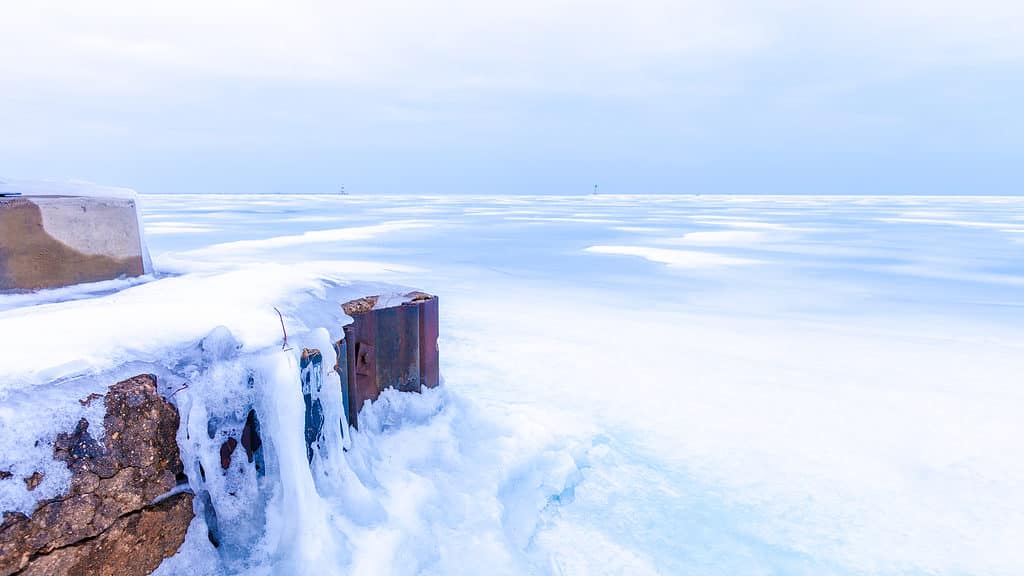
<box><xmin>0</xmin><ymin>375</ymin><xmax>192</xmax><ymax>576</ymax></box>
<box><xmin>0</xmin><ymin>291</ymin><xmax>442</xmax><ymax>574</ymax></box>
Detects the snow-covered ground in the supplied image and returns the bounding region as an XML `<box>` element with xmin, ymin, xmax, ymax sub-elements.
<box><xmin>3</xmin><ymin>193</ymin><xmax>1023</xmax><ymax>575</ymax></box>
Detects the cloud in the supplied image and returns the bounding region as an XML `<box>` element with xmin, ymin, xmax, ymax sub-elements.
<box><xmin>4</xmin><ymin>0</ymin><xmax>1020</xmax><ymax>97</ymax></box>
<box><xmin>0</xmin><ymin>0</ymin><xmax>767</xmax><ymax>96</ymax></box>
<box><xmin>2</xmin><ymin>0</ymin><xmax>1021</xmax><ymax>194</ymax></box>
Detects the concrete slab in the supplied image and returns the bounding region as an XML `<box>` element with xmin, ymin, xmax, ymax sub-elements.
<box><xmin>0</xmin><ymin>195</ymin><xmax>147</xmax><ymax>291</ymax></box>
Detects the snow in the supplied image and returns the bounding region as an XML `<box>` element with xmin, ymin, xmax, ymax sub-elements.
<box><xmin>676</xmin><ymin>229</ymin><xmax>769</xmax><ymax>245</ymax></box>
<box><xmin>0</xmin><ymin>176</ymin><xmax>140</xmax><ymax>200</ymax></box>
<box><xmin>584</xmin><ymin>244</ymin><xmax>760</xmax><ymax>268</ymax></box>
<box><xmin>3</xmin><ymin>193</ymin><xmax>1024</xmax><ymax>575</ymax></box>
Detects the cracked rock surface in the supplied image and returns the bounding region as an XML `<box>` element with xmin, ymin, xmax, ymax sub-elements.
<box><xmin>0</xmin><ymin>375</ymin><xmax>193</xmax><ymax>576</ymax></box>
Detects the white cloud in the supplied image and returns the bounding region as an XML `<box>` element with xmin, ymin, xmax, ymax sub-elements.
<box><xmin>826</xmin><ymin>0</ymin><xmax>1024</xmax><ymax>65</ymax></box>
<box><xmin>7</xmin><ymin>0</ymin><xmax>1020</xmax><ymax>98</ymax></box>
<box><xmin>2</xmin><ymin>0</ymin><xmax>1021</xmax><ymax>187</ymax></box>
<box><xmin>0</xmin><ymin>0</ymin><xmax>768</xmax><ymax>95</ymax></box>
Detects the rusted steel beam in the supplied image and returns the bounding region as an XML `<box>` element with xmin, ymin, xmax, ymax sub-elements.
<box><xmin>340</xmin><ymin>293</ymin><xmax>439</xmax><ymax>429</ymax></box>
<box><xmin>300</xmin><ymin>348</ymin><xmax>325</xmax><ymax>463</ymax></box>
<box><xmin>350</xmin><ymin>307</ymin><xmax>378</xmax><ymax>426</ymax></box>
<box><xmin>333</xmin><ymin>338</ymin><xmax>350</xmax><ymax>441</ymax></box>
<box><xmin>378</xmin><ymin>302</ymin><xmax>421</xmax><ymax>393</ymax></box>
<box><xmin>342</xmin><ymin>324</ymin><xmax>359</xmax><ymax>431</ymax></box>
<box><xmin>413</xmin><ymin>295</ymin><xmax>440</xmax><ymax>389</ymax></box>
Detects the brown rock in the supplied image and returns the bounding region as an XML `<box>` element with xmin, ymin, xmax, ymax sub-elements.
<box><xmin>219</xmin><ymin>437</ymin><xmax>237</xmax><ymax>470</ymax></box>
<box><xmin>21</xmin><ymin>474</ymin><xmax>42</xmax><ymax>492</ymax></box>
<box><xmin>341</xmin><ymin>295</ymin><xmax>378</xmax><ymax>316</ymax></box>
<box><xmin>0</xmin><ymin>374</ymin><xmax>193</xmax><ymax>576</ymax></box>
<box><xmin>14</xmin><ymin>494</ymin><xmax>192</xmax><ymax>576</ymax></box>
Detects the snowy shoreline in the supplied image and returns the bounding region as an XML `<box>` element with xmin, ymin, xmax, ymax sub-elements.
<box><xmin>4</xmin><ymin>187</ymin><xmax>1024</xmax><ymax>575</ymax></box>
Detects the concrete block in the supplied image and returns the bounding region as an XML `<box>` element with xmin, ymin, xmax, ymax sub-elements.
<box><xmin>0</xmin><ymin>195</ymin><xmax>147</xmax><ymax>291</ymax></box>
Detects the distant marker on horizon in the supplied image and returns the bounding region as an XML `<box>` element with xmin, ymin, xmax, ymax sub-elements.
<box><xmin>593</xmin><ymin>184</ymin><xmax>599</xmax><ymax>195</ymax></box>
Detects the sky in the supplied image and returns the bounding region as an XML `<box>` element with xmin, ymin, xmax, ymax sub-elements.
<box><xmin>0</xmin><ymin>0</ymin><xmax>1021</xmax><ymax>195</ymax></box>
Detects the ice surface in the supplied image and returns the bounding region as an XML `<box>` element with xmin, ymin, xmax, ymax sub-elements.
<box><xmin>3</xmin><ymin>193</ymin><xmax>1024</xmax><ymax>575</ymax></box>
<box><xmin>584</xmin><ymin>244</ymin><xmax>760</xmax><ymax>267</ymax></box>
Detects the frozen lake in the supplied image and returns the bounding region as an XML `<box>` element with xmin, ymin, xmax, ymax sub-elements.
<box><xmin>137</xmin><ymin>194</ymin><xmax>1024</xmax><ymax>575</ymax></box>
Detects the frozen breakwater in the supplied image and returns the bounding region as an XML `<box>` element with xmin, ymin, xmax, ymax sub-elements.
<box><xmin>5</xmin><ymin>187</ymin><xmax>1024</xmax><ymax>575</ymax></box>
<box><xmin>0</xmin><ymin>264</ymin><xmax>451</xmax><ymax>575</ymax></box>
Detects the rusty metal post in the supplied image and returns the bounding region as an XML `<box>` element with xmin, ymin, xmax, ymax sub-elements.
<box><xmin>351</xmin><ymin>308</ymin><xmax>378</xmax><ymax>425</ymax></box>
<box><xmin>333</xmin><ymin>338</ymin><xmax>350</xmax><ymax>441</ymax></box>
<box><xmin>300</xmin><ymin>348</ymin><xmax>324</xmax><ymax>463</ymax></box>
<box><xmin>340</xmin><ymin>293</ymin><xmax>440</xmax><ymax>429</ymax></box>
<box><xmin>342</xmin><ymin>324</ymin><xmax>359</xmax><ymax>431</ymax></box>
<box><xmin>415</xmin><ymin>296</ymin><xmax>440</xmax><ymax>388</ymax></box>
<box><xmin>377</xmin><ymin>302</ymin><xmax>421</xmax><ymax>393</ymax></box>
